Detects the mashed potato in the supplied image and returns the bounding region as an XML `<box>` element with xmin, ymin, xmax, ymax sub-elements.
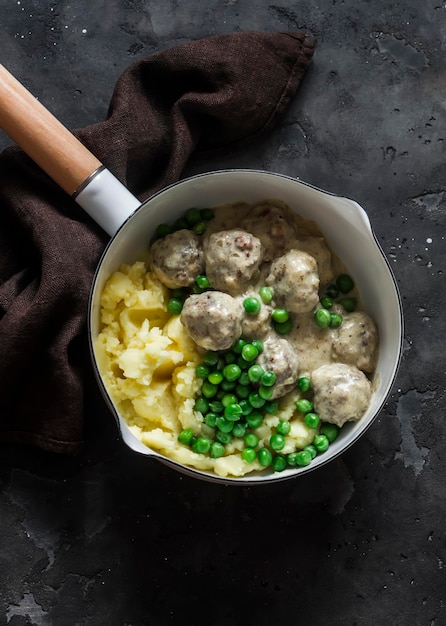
<box><xmin>94</xmin><ymin>258</ymin><xmax>317</xmax><ymax>478</ymax></box>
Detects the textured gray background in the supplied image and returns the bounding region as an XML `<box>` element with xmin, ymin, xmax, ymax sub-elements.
<box><xmin>1</xmin><ymin>1</ymin><xmax>445</xmax><ymax>625</ymax></box>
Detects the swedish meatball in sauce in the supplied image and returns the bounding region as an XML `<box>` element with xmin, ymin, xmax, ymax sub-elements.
<box><xmin>203</xmin><ymin>229</ymin><xmax>264</xmax><ymax>296</ymax></box>
<box><xmin>150</xmin><ymin>229</ymin><xmax>204</xmax><ymax>288</ymax></box>
<box><xmin>181</xmin><ymin>292</ymin><xmax>243</xmax><ymax>351</ymax></box>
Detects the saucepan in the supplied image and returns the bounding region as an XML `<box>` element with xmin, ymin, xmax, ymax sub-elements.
<box><xmin>0</xmin><ymin>65</ymin><xmax>403</xmax><ymax>484</ymax></box>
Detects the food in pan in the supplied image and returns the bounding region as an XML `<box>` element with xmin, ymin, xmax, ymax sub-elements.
<box><xmin>94</xmin><ymin>200</ymin><xmax>378</xmax><ymax>477</ymax></box>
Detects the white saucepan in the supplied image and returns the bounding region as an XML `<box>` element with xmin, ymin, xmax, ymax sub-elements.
<box><xmin>0</xmin><ymin>65</ymin><xmax>403</xmax><ymax>484</ymax></box>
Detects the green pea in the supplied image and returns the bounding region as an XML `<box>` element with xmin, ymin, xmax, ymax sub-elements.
<box><xmin>224</xmin><ymin>403</ymin><xmax>242</xmax><ymax>421</ymax></box>
<box><xmin>320</xmin><ymin>423</ymin><xmax>340</xmax><ymax>442</ymax></box>
<box><xmin>258</xmin><ymin>447</ymin><xmax>273</xmax><ymax>467</ymax></box>
<box><xmin>193</xmin><ymin>221</ymin><xmax>206</xmax><ymax>235</ymax></box>
<box><xmin>296</xmin><ymin>398</ymin><xmax>313</xmax><ymax>414</ymax></box>
<box><xmin>245</xmin><ymin>412</ymin><xmax>263</xmax><ymax>429</ymax></box>
<box><xmin>192</xmin><ymin>283</ymin><xmax>206</xmax><ymax>294</ymax></box>
<box><xmin>336</xmin><ymin>273</ymin><xmax>355</xmax><ymax>294</ymax></box>
<box><xmin>251</xmin><ymin>339</ymin><xmax>264</xmax><ymax>354</ymax></box>
<box><xmin>238</xmin><ymin>372</ymin><xmax>251</xmax><ymax>386</ymax></box>
<box><xmin>243</xmin><ymin>297</ymin><xmax>261</xmax><ymax>315</ymax></box>
<box><xmin>241</xmin><ymin>343</ymin><xmax>259</xmax><ymax>362</ymax></box>
<box><xmin>167</xmin><ymin>298</ymin><xmax>183</xmax><ymax>315</ymax></box>
<box><xmin>209</xmin><ymin>442</ymin><xmax>225</xmax><ymax>458</ymax></box>
<box><xmin>222</xmin><ymin>393</ymin><xmax>238</xmax><ymax>407</ymax></box>
<box><xmin>232</xmin><ymin>338</ymin><xmax>247</xmax><ymax>354</ymax></box>
<box><xmin>264</xmin><ymin>399</ymin><xmax>279</xmax><ymax>414</ymax></box>
<box><xmin>201</xmin><ymin>381</ymin><xmax>219</xmax><ymax>398</ymax></box>
<box><xmin>320</xmin><ymin>296</ymin><xmax>333</xmax><ymax>309</ymax></box>
<box><xmin>259</xmin><ymin>286</ymin><xmax>274</xmax><ymax>304</ymax></box>
<box><xmin>235</xmin><ymin>384</ymin><xmax>250</xmax><ymax>399</ymax></box>
<box><xmin>195</xmin><ymin>275</ymin><xmax>210</xmax><ymax>289</ymax></box>
<box><xmin>244</xmin><ymin>433</ymin><xmax>259</xmax><ymax>448</ymax></box>
<box><xmin>272</xmin><ymin>454</ymin><xmax>287</xmax><ymax>472</ymax></box>
<box><xmin>204</xmin><ymin>413</ymin><xmax>218</xmax><ymax>428</ymax></box>
<box><xmin>329</xmin><ymin>313</ymin><xmax>343</xmax><ymax>328</ymax></box>
<box><xmin>313</xmin><ymin>434</ymin><xmax>330</xmax><ymax>453</ymax></box>
<box><xmin>192</xmin><ymin>437</ymin><xmax>211</xmax><ymax>454</ymax></box>
<box><xmin>303</xmin><ymin>412</ymin><xmax>320</xmax><ymax>429</ymax></box>
<box><xmin>173</xmin><ymin>217</ymin><xmax>188</xmax><ymax>230</ymax></box>
<box><xmin>248</xmin><ymin>392</ymin><xmax>266</xmax><ymax>409</ymax></box>
<box><xmin>216</xmin><ymin>417</ymin><xmax>234</xmax><ymax>433</ymax></box>
<box><xmin>221</xmin><ymin>379</ymin><xmax>236</xmax><ymax>391</ymax></box>
<box><xmin>239</xmin><ymin>399</ymin><xmax>253</xmax><ymax>416</ymax></box>
<box><xmin>270</xmin><ymin>433</ymin><xmax>285</xmax><ymax>451</ymax></box>
<box><xmin>177</xmin><ymin>429</ymin><xmax>194</xmax><ymax>445</ymax></box>
<box><xmin>248</xmin><ymin>364</ymin><xmax>264</xmax><ymax>383</ymax></box>
<box><xmin>272</xmin><ymin>308</ymin><xmax>289</xmax><ymax>324</ymax></box>
<box><xmin>223</xmin><ymin>364</ymin><xmax>242</xmax><ymax>382</ymax></box>
<box><xmin>196</xmin><ymin>364</ymin><xmax>211</xmax><ymax>379</ymax></box>
<box><xmin>200</xmin><ymin>208</ymin><xmax>215</xmax><ymax>221</ymax></box>
<box><xmin>194</xmin><ymin>397</ymin><xmax>209</xmax><ymax>414</ymax></box>
<box><xmin>232</xmin><ymin>422</ymin><xmax>247</xmax><ymax>438</ymax></box>
<box><xmin>185</xmin><ymin>207</ymin><xmax>201</xmax><ymax>226</ymax></box>
<box><xmin>208</xmin><ymin>400</ymin><xmax>223</xmax><ymax>413</ymax></box>
<box><xmin>241</xmin><ymin>447</ymin><xmax>257</xmax><ymax>463</ymax></box>
<box><xmin>258</xmin><ymin>385</ymin><xmax>273</xmax><ymax>400</ymax></box>
<box><xmin>215</xmin><ymin>431</ymin><xmax>233</xmax><ymax>445</ymax></box>
<box><xmin>274</xmin><ymin>319</ymin><xmax>293</xmax><ymax>335</ymax></box>
<box><xmin>287</xmin><ymin>452</ymin><xmax>299</xmax><ymax>467</ymax></box>
<box><xmin>304</xmin><ymin>444</ymin><xmax>317</xmax><ymax>459</ymax></box>
<box><xmin>202</xmin><ymin>351</ymin><xmax>219</xmax><ymax>367</ymax></box>
<box><xmin>224</xmin><ymin>351</ymin><xmax>237</xmax><ymax>364</ymax></box>
<box><xmin>260</xmin><ymin>371</ymin><xmax>276</xmax><ymax>387</ymax></box>
<box><xmin>314</xmin><ymin>308</ymin><xmax>331</xmax><ymax>329</ymax></box>
<box><xmin>237</xmin><ymin>356</ymin><xmax>251</xmax><ymax>370</ymax></box>
<box><xmin>154</xmin><ymin>223</ymin><xmax>171</xmax><ymax>239</ymax></box>
<box><xmin>295</xmin><ymin>450</ymin><xmax>312</xmax><ymax>466</ymax></box>
<box><xmin>297</xmin><ymin>376</ymin><xmax>311</xmax><ymax>392</ymax></box>
<box><xmin>208</xmin><ymin>371</ymin><xmax>223</xmax><ymax>385</ymax></box>
<box><xmin>339</xmin><ymin>297</ymin><xmax>357</xmax><ymax>313</ymax></box>
<box><xmin>276</xmin><ymin>420</ymin><xmax>291</xmax><ymax>436</ymax></box>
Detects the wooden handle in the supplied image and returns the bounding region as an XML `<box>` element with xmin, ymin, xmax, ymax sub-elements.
<box><xmin>0</xmin><ymin>64</ymin><xmax>102</xmax><ymax>196</ymax></box>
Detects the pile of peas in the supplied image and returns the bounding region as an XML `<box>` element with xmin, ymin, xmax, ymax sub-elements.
<box><xmin>314</xmin><ymin>273</ymin><xmax>357</xmax><ymax>329</ymax></box>
<box><xmin>177</xmin><ymin>340</ymin><xmax>341</xmax><ymax>473</ymax></box>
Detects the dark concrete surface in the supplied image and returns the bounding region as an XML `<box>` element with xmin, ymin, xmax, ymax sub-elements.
<box><xmin>1</xmin><ymin>1</ymin><xmax>445</xmax><ymax>625</ymax></box>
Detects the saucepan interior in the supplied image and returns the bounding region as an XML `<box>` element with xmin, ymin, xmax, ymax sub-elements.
<box><xmin>88</xmin><ymin>169</ymin><xmax>403</xmax><ymax>484</ymax></box>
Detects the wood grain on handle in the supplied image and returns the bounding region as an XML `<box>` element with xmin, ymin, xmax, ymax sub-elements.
<box><xmin>0</xmin><ymin>64</ymin><xmax>102</xmax><ymax>196</ymax></box>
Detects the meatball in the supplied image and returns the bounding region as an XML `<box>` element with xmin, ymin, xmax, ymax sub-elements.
<box><xmin>203</xmin><ymin>229</ymin><xmax>264</xmax><ymax>296</ymax></box>
<box><xmin>294</xmin><ymin>237</ymin><xmax>334</xmax><ymax>286</ymax></box>
<box><xmin>266</xmin><ymin>249</ymin><xmax>319</xmax><ymax>314</ymax></box>
<box><xmin>257</xmin><ymin>337</ymin><xmax>300</xmax><ymax>399</ymax></box>
<box><xmin>332</xmin><ymin>312</ymin><xmax>378</xmax><ymax>373</ymax></box>
<box><xmin>180</xmin><ymin>292</ymin><xmax>243</xmax><ymax>351</ymax></box>
<box><xmin>150</xmin><ymin>229</ymin><xmax>204</xmax><ymax>289</ymax></box>
<box><xmin>311</xmin><ymin>363</ymin><xmax>372</xmax><ymax>427</ymax></box>
<box><xmin>240</xmin><ymin>202</ymin><xmax>297</xmax><ymax>261</ymax></box>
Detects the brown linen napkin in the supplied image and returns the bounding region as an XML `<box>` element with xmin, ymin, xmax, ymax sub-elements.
<box><xmin>0</xmin><ymin>31</ymin><xmax>316</xmax><ymax>453</ymax></box>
